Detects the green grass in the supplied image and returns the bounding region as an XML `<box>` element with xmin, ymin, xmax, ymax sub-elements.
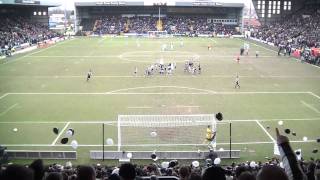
<box><xmin>0</xmin><ymin>37</ymin><xmax>320</xmax><ymax>165</ymax></box>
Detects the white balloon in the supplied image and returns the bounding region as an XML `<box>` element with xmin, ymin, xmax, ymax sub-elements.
<box><xmin>279</xmin><ymin>162</ymin><xmax>284</xmax><ymax>168</ymax></box>
<box><xmin>150</xmin><ymin>131</ymin><xmax>157</xmax><ymax>137</ymax></box>
<box><xmin>153</xmin><ymin>156</ymin><xmax>158</xmax><ymax>161</ymax></box>
<box><xmin>249</xmin><ymin>161</ymin><xmax>256</xmax><ymax>168</ymax></box>
<box><xmin>127</xmin><ymin>152</ymin><xmax>132</xmax><ymax>159</ymax></box>
<box><xmin>66</xmin><ymin>130</ymin><xmax>73</xmax><ymax>137</ymax></box>
<box><xmin>192</xmin><ymin>161</ymin><xmax>199</xmax><ymax>168</ymax></box>
<box><xmin>71</xmin><ymin>140</ymin><xmax>78</xmax><ymax>149</ymax></box>
<box><xmin>278</xmin><ymin>121</ymin><xmax>283</xmax><ymax>126</ymax></box>
<box><xmin>106</xmin><ymin>138</ymin><xmax>114</xmax><ymax>145</ymax></box>
<box><xmin>214</xmin><ymin>158</ymin><xmax>221</xmax><ymax>165</ymax></box>
<box><xmin>161</xmin><ymin>161</ymin><xmax>169</xmax><ymax>168</ymax></box>
<box><xmin>303</xmin><ymin>136</ymin><xmax>308</xmax><ymax>141</ymax></box>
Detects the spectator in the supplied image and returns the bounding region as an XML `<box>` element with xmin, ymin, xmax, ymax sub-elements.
<box><xmin>77</xmin><ymin>166</ymin><xmax>96</xmax><ymax>180</ymax></box>
<box><xmin>202</xmin><ymin>166</ymin><xmax>226</xmax><ymax>180</ymax></box>
<box><xmin>119</xmin><ymin>163</ymin><xmax>136</xmax><ymax>180</ymax></box>
<box><xmin>238</xmin><ymin>172</ymin><xmax>256</xmax><ymax>180</ymax></box>
<box><xmin>1</xmin><ymin>164</ymin><xmax>34</xmax><ymax>180</ymax></box>
<box><xmin>256</xmin><ymin>165</ymin><xmax>289</xmax><ymax>180</ymax></box>
<box><xmin>29</xmin><ymin>159</ymin><xmax>45</xmax><ymax>180</ymax></box>
<box><xmin>179</xmin><ymin>166</ymin><xmax>191</xmax><ymax>180</ymax></box>
<box><xmin>45</xmin><ymin>172</ymin><xmax>63</xmax><ymax>180</ymax></box>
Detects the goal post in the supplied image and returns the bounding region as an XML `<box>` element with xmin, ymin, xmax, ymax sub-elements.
<box><xmin>117</xmin><ymin>114</ymin><xmax>216</xmax><ymax>151</ymax></box>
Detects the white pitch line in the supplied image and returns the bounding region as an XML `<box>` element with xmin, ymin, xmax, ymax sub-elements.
<box><xmin>0</xmin><ymin>118</ymin><xmax>319</xmax><ymax>124</ymax></box>
<box><xmin>255</xmin><ymin>120</ymin><xmax>276</xmax><ymax>143</ymax></box>
<box><xmin>105</xmin><ymin>85</ymin><xmax>217</xmax><ymax>94</ymax></box>
<box><xmin>1</xmin><ymin>38</ymin><xmax>75</xmax><ymax>65</ymax></box>
<box><xmin>1</xmin><ymin>75</ymin><xmax>320</xmax><ymax>79</ymax></box>
<box><xmin>0</xmin><ymin>103</ymin><xmax>18</xmax><ymax>116</ymax></box>
<box><xmin>238</xmin><ymin>38</ymin><xmax>276</xmax><ymax>53</ymax></box>
<box><xmin>0</xmin><ymin>93</ymin><xmax>9</xmax><ymax>100</ymax></box>
<box><xmin>209</xmin><ymin>38</ymin><xmax>217</xmax><ymax>44</ymax></box>
<box><xmin>51</xmin><ymin>122</ymin><xmax>70</xmax><ymax>146</ymax></box>
<box><xmin>1</xmin><ymin>91</ymin><xmax>311</xmax><ymax>96</ymax></box>
<box><xmin>301</xmin><ymin>100</ymin><xmax>320</xmax><ymax>113</ymax></box>
<box><xmin>27</xmin><ymin>55</ymin><xmax>275</xmax><ymax>58</ymax></box>
<box><xmin>240</xmin><ymin>38</ymin><xmax>320</xmax><ymax>70</ymax></box>
<box><xmin>309</xmin><ymin>92</ymin><xmax>320</xmax><ymax>100</ymax></box>
<box><xmin>127</xmin><ymin>106</ymin><xmax>152</xmax><ymax>109</ymax></box>
<box><xmin>2</xmin><ymin>140</ymin><xmax>317</xmax><ymax>147</ymax></box>
<box><xmin>311</xmin><ymin>64</ymin><xmax>320</xmax><ymax>69</ymax></box>
<box><xmin>175</xmin><ymin>105</ymin><xmax>200</xmax><ymax>108</ymax></box>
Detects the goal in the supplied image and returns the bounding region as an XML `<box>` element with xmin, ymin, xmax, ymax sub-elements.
<box><xmin>117</xmin><ymin>114</ymin><xmax>216</xmax><ymax>151</ymax></box>
<box><xmin>147</xmin><ymin>31</ymin><xmax>168</xmax><ymax>38</ymax></box>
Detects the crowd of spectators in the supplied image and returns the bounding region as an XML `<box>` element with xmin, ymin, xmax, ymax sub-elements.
<box><xmin>1</xmin><ymin>128</ymin><xmax>319</xmax><ymax>180</ymax></box>
<box><xmin>1</xmin><ymin>156</ymin><xmax>319</xmax><ymax>180</ymax></box>
<box><xmin>251</xmin><ymin>9</ymin><xmax>320</xmax><ymax>49</ymax></box>
<box><xmin>0</xmin><ymin>16</ymin><xmax>60</xmax><ymax>54</ymax></box>
<box><xmin>93</xmin><ymin>16</ymin><xmax>239</xmax><ymax>36</ymax></box>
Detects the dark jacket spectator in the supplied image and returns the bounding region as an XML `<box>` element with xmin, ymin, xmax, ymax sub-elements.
<box><xmin>77</xmin><ymin>166</ymin><xmax>96</xmax><ymax>180</ymax></box>
<box><xmin>1</xmin><ymin>164</ymin><xmax>34</xmax><ymax>180</ymax></box>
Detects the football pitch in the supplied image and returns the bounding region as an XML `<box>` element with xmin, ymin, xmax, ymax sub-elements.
<box><xmin>0</xmin><ymin>37</ymin><xmax>320</xmax><ymax>164</ymax></box>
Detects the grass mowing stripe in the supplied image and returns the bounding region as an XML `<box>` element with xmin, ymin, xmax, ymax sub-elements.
<box><xmin>255</xmin><ymin>120</ymin><xmax>276</xmax><ymax>142</ymax></box>
<box><xmin>51</xmin><ymin>122</ymin><xmax>70</xmax><ymax>145</ymax></box>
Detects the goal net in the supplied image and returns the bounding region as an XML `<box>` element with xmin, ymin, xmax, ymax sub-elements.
<box><xmin>147</xmin><ymin>31</ymin><xmax>168</xmax><ymax>38</ymax></box>
<box><xmin>117</xmin><ymin>114</ymin><xmax>216</xmax><ymax>151</ymax></box>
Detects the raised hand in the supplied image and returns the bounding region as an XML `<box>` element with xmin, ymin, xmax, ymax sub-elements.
<box><xmin>276</xmin><ymin>128</ymin><xmax>289</xmax><ymax>145</ymax></box>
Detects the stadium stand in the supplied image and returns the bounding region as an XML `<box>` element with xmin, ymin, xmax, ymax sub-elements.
<box><xmin>0</xmin><ymin>1</ymin><xmax>61</xmax><ymax>57</ymax></box>
<box><xmin>251</xmin><ymin>8</ymin><xmax>320</xmax><ymax>48</ymax></box>
<box><xmin>75</xmin><ymin>1</ymin><xmax>244</xmax><ymax>36</ymax></box>
<box><xmin>0</xmin><ymin>16</ymin><xmax>61</xmax><ymax>47</ymax></box>
<box><xmin>249</xmin><ymin>0</ymin><xmax>320</xmax><ymax>65</ymax></box>
<box><xmin>92</xmin><ymin>16</ymin><xmax>240</xmax><ymax>35</ymax></box>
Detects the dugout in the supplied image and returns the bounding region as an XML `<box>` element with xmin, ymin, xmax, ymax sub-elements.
<box><xmin>74</xmin><ymin>0</ymin><xmax>244</xmax><ymax>33</ymax></box>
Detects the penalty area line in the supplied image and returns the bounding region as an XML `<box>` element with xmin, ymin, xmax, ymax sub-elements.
<box><xmin>309</xmin><ymin>92</ymin><xmax>320</xmax><ymax>100</ymax></box>
<box><xmin>301</xmin><ymin>100</ymin><xmax>320</xmax><ymax>114</ymax></box>
<box><xmin>0</xmin><ymin>103</ymin><xmax>19</xmax><ymax>116</ymax></box>
<box><xmin>51</xmin><ymin>122</ymin><xmax>70</xmax><ymax>146</ymax></box>
<box><xmin>0</xmin><ymin>93</ymin><xmax>9</xmax><ymax>100</ymax></box>
<box><xmin>255</xmin><ymin>120</ymin><xmax>276</xmax><ymax>143</ymax></box>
